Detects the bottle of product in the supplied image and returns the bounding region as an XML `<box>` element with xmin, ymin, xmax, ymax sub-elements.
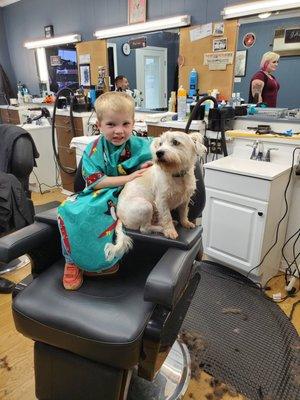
<box><xmin>229</xmin><ymin>92</ymin><xmax>236</xmax><ymax>107</ymax></box>
<box><xmin>89</xmin><ymin>85</ymin><xmax>96</xmax><ymax>106</ymax></box>
<box><xmin>236</xmin><ymin>92</ymin><xmax>241</xmax><ymax>106</ymax></box>
<box><xmin>177</xmin><ymin>85</ymin><xmax>187</xmax><ymax>121</ymax></box>
<box><xmin>17</xmin><ymin>81</ymin><xmax>23</xmax><ymax>95</ymax></box>
<box><xmin>168</xmin><ymin>91</ymin><xmax>176</xmax><ymax>112</ymax></box>
<box><xmin>189</xmin><ymin>68</ymin><xmax>198</xmax><ymax>97</ymax></box>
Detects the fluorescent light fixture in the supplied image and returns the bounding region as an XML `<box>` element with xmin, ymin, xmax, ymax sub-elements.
<box><xmin>94</xmin><ymin>15</ymin><xmax>191</xmax><ymax>39</ymax></box>
<box><xmin>24</xmin><ymin>34</ymin><xmax>81</xmax><ymax>49</ymax></box>
<box><xmin>258</xmin><ymin>12</ymin><xmax>272</xmax><ymax>18</ymax></box>
<box><xmin>36</xmin><ymin>48</ymin><xmax>48</xmax><ymax>83</ymax></box>
<box><xmin>222</xmin><ymin>0</ymin><xmax>300</xmax><ymax>19</ymax></box>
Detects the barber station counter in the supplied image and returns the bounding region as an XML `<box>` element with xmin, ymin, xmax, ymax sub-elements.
<box><xmin>204</xmin><ymin>120</ymin><xmax>300</xmax><ymax>280</ymax></box>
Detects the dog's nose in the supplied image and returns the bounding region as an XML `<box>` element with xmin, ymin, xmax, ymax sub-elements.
<box><xmin>156</xmin><ymin>150</ymin><xmax>165</xmax><ymax>159</ymax></box>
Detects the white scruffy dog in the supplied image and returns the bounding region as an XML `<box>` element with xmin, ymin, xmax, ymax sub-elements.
<box><xmin>105</xmin><ymin>130</ymin><xmax>206</xmax><ymax>261</ymax></box>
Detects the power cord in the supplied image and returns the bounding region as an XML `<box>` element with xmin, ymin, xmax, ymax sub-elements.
<box><xmin>289</xmin><ymin>300</ymin><xmax>300</xmax><ymax>322</ymax></box>
<box><xmin>32</xmin><ymin>169</ymin><xmax>60</xmax><ymax>195</ymax></box>
<box><xmin>281</xmin><ymin>228</ymin><xmax>300</xmax><ymax>283</ymax></box>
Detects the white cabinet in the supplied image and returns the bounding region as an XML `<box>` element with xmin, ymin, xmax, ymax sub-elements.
<box><xmin>202</xmin><ymin>157</ymin><xmax>292</xmax><ymax>285</ymax></box>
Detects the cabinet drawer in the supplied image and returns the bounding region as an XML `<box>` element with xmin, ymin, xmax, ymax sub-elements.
<box><xmin>56</xmin><ymin>115</ymin><xmax>72</xmax><ymax>127</ymax></box>
<box><xmin>56</xmin><ymin>115</ymin><xmax>83</xmax><ymax>131</ymax></box>
<box><xmin>56</xmin><ymin>126</ymin><xmax>74</xmax><ymax>147</ymax></box>
<box><xmin>58</xmin><ymin>146</ymin><xmax>77</xmax><ymax>169</ymax></box>
<box><xmin>204</xmin><ymin>169</ymin><xmax>271</xmax><ymax>202</ymax></box>
<box><xmin>0</xmin><ymin>109</ymin><xmax>10</xmax><ymax>123</ymax></box>
<box><xmin>56</xmin><ymin>126</ymin><xmax>84</xmax><ymax>147</ymax></box>
<box><xmin>9</xmin><ymin>118</ymin><xmax>21</xmax><ymax>125</ymax></box>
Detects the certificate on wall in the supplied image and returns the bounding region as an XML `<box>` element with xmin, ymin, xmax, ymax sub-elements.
<box><xmin>128</xmin><ymin>0</ymin><xmax>146</xmax><ymax>24</ymax></box>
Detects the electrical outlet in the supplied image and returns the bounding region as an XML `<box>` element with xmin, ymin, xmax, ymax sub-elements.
<box><xmin>209</xmin><ymin>139</ymin><xmax>222</xmax><ymax>154</ymax></box>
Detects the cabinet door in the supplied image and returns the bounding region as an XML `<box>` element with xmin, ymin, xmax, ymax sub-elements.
<box><xmin>0</xmin><ymin>109</ymin><xmax>10</xmax><ymax>123</ymax></box>
<box><xmin>203</xmin><ymin>188</ymin><xmax>268</xmax><ymax>274</ymax></box>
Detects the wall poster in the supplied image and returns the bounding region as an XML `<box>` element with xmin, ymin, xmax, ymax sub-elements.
<box><xmin>79</xmin><ymin>64</ymin><xmax>91</xmax><ymax>87</ymax></box>
<box><xmin>234</xmin><ymin>50</ymin><xmax>247</xmax><ymax>77</ymax></box>
<box><xmin>128</xmin><ymin>0</ymin><xmax>146</xmax><ymax>24</ymax></box>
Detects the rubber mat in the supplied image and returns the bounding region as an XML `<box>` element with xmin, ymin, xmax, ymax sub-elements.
<box><xmin>34</xmin><ymin>201</ymin><xmax>61</xmax><ymax>214</ymax></box>
<box><xmin>182</xmin><ymin>261</ymin><xmax>300</xmax><ymax>400</ymax></box>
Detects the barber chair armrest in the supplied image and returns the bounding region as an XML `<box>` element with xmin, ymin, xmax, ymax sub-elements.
<box><xmin>0</xmin><ymin>222</ymin><xmax>58</xmax><ymax>264</ymax></box>
<box><xmin>126</xmin><ymin>225</ymin><xmax>203</xmax><ymax>250</ymax></box>
<box><xmin>144</xmin><ymin>240</ymin><xmax>200</xmax><ymax>309</ymax></box>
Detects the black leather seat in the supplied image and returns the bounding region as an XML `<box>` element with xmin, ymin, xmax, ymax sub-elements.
<box><xmin>1</xmin><ymin>157</ymin><xmax>205</xmax><ymax>400</ymax></box>
<box><xmin>0</xmin><ymin>124</ymin><xmax>38</xmax><ymax>292</ymax></box>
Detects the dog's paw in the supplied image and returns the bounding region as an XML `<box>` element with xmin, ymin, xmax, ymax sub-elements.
<box><xmin>163</xmin><ymin>228</ymin><xmax>178</xmax><ymax>239</ymax></box>
<box><xmin>104</xmin><ymin>243</ymin><xmax>115</xmax><ymax>262</ymax></box>
<box><xmin>181</xmin><ymin>220</ymin><xmax>195</xmax><ymax>229</ymax></box>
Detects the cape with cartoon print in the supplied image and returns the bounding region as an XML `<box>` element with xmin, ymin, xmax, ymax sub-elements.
<box><xmin>57</xmin><ymin>135</ymin><xmax>152</xmax><ymax>271</ymax></box>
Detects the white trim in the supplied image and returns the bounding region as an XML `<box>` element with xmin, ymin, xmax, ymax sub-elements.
<box><xmin>94</xmin><ymin>15</ymin><xmax>190</xmax><ymax>39</ymax></box>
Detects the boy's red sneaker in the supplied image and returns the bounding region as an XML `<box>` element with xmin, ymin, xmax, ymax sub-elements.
<box><xmin>63</xmin><ymin>263</ymin><xmax>83</xmax><ymax>290</ymax></box>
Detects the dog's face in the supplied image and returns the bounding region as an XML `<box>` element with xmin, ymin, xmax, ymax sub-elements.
<box><xmin>151</xmin><ymin>131</ymin><xmax>206</xmax><ymax>173</ymax></box>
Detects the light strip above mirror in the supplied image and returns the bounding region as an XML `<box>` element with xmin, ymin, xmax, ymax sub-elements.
<box><xmin>222</xmin><ymin>0</ymin><xmax>300</xmax><ymax>19</ymax></box>
<box><xmin>24</xmin><ymin>34</ymin><xmax>81</xmax><ymax>49</ymax></box>
<box><xmin>94</xmin><ymin>15</ymin><xmax>191</xmax><ymax>39</ymax></box>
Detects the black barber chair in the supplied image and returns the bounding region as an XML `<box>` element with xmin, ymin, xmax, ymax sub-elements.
<box><xmin>0</xmin><ymin>124</ymin><xmax>37</xmax><ymax>293</ymax></box>
<box><xmin>0</xmin><ymin>159</ymin><xmax>205</xmax><ymax>400</ymax></box>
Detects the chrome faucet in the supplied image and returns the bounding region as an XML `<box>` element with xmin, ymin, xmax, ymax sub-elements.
<box><xmin>247</xmin><ymin>140</ymin><xmax>259</xmax><ymax>160</ymax></box>
<box><xmin>247</xmin><ymin>141</ymin><xmax>279</xmax><ymax>162</ymax></box>
<box><xmin>256</xmin><ymin>141</ymin><xmax>264</xmax><ymax>161</ymax></box>
<box><xmin>263</xmin><ymin>148</ymin><xmax>278</xmax><ymax>162</ymax></box>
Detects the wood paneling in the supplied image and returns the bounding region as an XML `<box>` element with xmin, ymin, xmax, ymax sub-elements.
<box><xmin>76</xmin><ymin>39</ymin><xmax>109</xmax><ymax>89</ymax></box>
<box><xmin>179</xmin><ymin>20</ymin><xmax>238</xmax><ymax>100</ymax></box>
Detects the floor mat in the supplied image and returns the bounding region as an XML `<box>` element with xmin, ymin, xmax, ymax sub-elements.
<box><xmin>182</xmin><ymin>261</ymin><xmax>300</xmax><ymax>400</ymax></box>
<box><xmin>34</xmin><ymin>201</ymin><xmax>61</xmax><ymax>214</ymax></box>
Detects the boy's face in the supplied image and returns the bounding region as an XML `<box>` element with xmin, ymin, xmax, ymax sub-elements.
<box><xmin>97</xmin><ymin>110</ymin><xmax>134</xmax><ymax>146</ymax></box>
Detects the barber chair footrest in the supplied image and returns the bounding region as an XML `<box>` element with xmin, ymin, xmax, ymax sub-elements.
<box><xmin>34</xmin><ymin>342</ymin><xmax>129</xmax><ymax>400</ymax></box>
<box><xmin>128</xmin><ymin>340</ymin><xmax>191</xmax><ymax>400</ymax></box>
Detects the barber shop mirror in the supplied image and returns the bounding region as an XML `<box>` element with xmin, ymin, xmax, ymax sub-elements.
<box><xmin>107</xmin><ymin>29</ymin><xmax>179</xmax><ymax>110</ymax></box>
<box><xmin>233</xmin><ymin>11</ymin><xmax>300</xmax><ymax>108</ymax></box>
<box><xmin>35</xmin><ymin>44</ymin><xmax>79</xmax><ymax>95</ymax></box>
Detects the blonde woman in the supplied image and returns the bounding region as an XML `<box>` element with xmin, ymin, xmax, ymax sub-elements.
<box><xmin>249</xmin><ymin>51</ymin><xmax>280</xmax><ymax>107</ymax></box>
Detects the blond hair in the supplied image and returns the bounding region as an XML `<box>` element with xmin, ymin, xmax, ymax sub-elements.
<box><xmin>260</xmin><ymin>51</ymin><xmax>280</xmax><ymax>71</ymax></box>
<box><xmin>95</xmin><ymin>91</ymin><xmax>135</xmax><ymax>122</ymax></box>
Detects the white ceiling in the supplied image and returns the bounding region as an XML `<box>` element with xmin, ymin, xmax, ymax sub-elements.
<box><xmin>0</xmin><ymin>0</ymin><xmax>21</xmax><ymax>7</ymax></box>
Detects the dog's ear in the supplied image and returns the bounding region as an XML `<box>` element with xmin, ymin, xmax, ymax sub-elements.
<box><xmin>188</xmin><ymin>132</ymin><xmax>207</xmax><ymax>157</ymax></box>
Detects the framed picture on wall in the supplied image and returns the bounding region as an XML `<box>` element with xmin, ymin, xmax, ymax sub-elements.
<box><xmin>128</xmin><ymin>0</ymin><xmax>146</xmax><ymax>24</ymax></box>
<box><xmin>234</xmin><ymin>50</ymin><xmax>247</xmax><ymax>77</ymax></box>
<box><xmin>213</xmin><ymin>38</ymin><xmax>227</xmax><ymax>52</ymax></box>
<box><xmin>213</xmin><ymin>22</ymin><xmax>224</xmax><ymax>36</ymax></box>
<box><xmin>79</xmin><ymin>64</ymin><xmax>91</xmax><ymax>87</ymax></box>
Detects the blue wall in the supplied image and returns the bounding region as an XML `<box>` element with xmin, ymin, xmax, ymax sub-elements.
<box><xmin>234</xmin><ymin>17</ymin><xmax>300</xmax><ymax>108</ymax></box>
<box><xmin>1</xmin><ymin>0</ymin><xmax>242</xmax><ymax>95</ymax></box>
<box><xmin>0</xmin><ymin>7</ymin><xmax>16</xmax><ymax>95</ymax></box>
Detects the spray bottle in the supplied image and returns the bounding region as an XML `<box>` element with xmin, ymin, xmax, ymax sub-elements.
<box><xmin>189</xmin><ymin>68</ymin><xmax>198</xmax><ymax>97</ymax></box>
<box><xmin>177</xmin><ymin>85</ymin><xmax>187</xmax><ymax>121</ymax></box>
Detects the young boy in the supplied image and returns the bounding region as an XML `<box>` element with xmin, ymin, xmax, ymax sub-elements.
<box><xmin>57</xmin><ymin>92</ymin><xmax>152</xmax><ymax>290</ymax></box>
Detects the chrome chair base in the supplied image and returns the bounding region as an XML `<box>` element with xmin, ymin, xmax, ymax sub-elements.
<box><xmin>128</xmin><ymin>340</ymin><xmax>191</xmax><ymax>400</ymax></box>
